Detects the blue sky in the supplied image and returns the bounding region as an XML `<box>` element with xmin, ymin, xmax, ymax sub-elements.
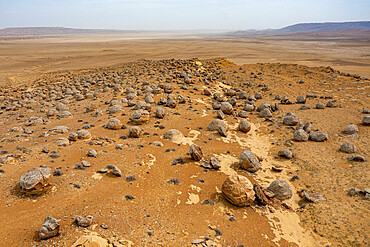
<box><xmin>0</xmin><ymin>0</ymin><xmax>369</xmax><ymax>30</ymax></box>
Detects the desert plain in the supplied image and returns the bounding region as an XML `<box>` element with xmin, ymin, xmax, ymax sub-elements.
<box><xmin>0</xmin><ymin>33</ymin><xmax>369</xmax><ymax>247</ymax></box>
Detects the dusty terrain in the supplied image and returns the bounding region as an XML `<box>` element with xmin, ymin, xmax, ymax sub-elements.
<box><xmin>0</xmin><ymin>34</ymin><xmax>369</xmax><ymax>247</ymax></box>
<box><xmin>0</xmin><ymin>33</ymin><xmax>369</xmax><ymax>87</ymax></box>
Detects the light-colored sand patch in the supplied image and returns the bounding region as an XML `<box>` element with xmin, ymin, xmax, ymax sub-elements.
<box><xmin>175</xmin><ymin>130</ymin><xmax>201</xmax><ymax>145</ymax></box>
<box><xmin>144</xmin><ymin>153</ymin><xmax>156</xmax><ymax>168</ymax></box>
<box><xmin>92</xmin><ymin>173</ymin><xmax>103</xmax><ymax>180</ymax></box>
<box><xmin>190</xmin><ymin>184</ymin><xmax>201</xmax><ymax>192</ymax></box>
<box><xmin>213</xmin><ymin>153</ymin><xmax>238</xmax><ymax>176</ymax></box>
<box><xmin>264</xmin><ymin>209</ymin><xmax>329</xmax><ymax>247</ymax></box>
<box><xmin>201</xmin><ymin>109</ymin><xmax>208</xmax><ymax>117</ymax></box>
<box><xmin>194</xmin><ymin>98</ymin><xmax>208</xmax><ymax>105</ymax></box>
<box><xmin>220</xmin><ymin>122</ymin><xmax>270</xmax><ymax>158</ymax></box>
<box><xmin>186</xmin><ymin>193</ymin><xmax>200</xmax><ymax>205</ymax></box>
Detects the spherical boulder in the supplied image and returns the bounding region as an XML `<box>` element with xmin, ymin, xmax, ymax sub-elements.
<box><xmin>221</xmin><ymin>175</ymin><xmax>254</xmax><ymax>206</ymax></box>
<box><xmin>265</xmin><ymin>180</ymin><xmax>292</xmax><ymax>200</ymax></box>
<box><xmin>238</xmin><ymin>120</ymin><xmax>251</xmax><ymax>133</ymax></box>
<box><xmin>128</xmin><ymin>126</ymin><xmax>141</xmax><ymax>138</ymax></box>
<box><xmin>106</xmin><ymin>118</ymin><xmax>122</xmax><ymax>130</ymax></box>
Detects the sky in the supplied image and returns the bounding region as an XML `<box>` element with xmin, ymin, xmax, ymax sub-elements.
<box><xmin>0</xmin><ymin>0</ymin><xmax>369</xmax><ymax>30</ymax></box>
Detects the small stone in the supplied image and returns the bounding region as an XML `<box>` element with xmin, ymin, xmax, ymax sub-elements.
<box><xmin>240</xmin><ymin>148</ymin><xmax>261</xmax><ymax>172</ymax></box>
<box><xmin>339</xmin><ymin>142</ymin><xmax>357</xmax><ymax>153</ymax></box>
<box><xmin>128</xmin><ymin>126</ymin><xmax>141</xmax><ymax>138</ymax></box>
<box><xmin>259</xmin><ymin>108</ymin><xmax>272</xmax><ymax>118</ymax></box>
<box><xmin>217</xmin><ymin>126</ymin><xmax>228</xmax><ymax>137</ymax></box>
<box><xmin>190</xmin><ymin>144</ymin><xmax>203</xmax><ymax>161</ymax></box>
<box><xmin>55</xmin><ymin>137</ymin><xmax>69</xmax><ymax>146</ymax></box>
<box><xmin>278</xmin><ymin>149</ymin><xmax>293</xmax><ymax>159</ymax></box>
<box><xmin>126</xmin><ymin>175</ymin><xmax>136</xmax><ymax>182</ymax></box>
<box><xmin>309</xmin><ymin>131</ymin><xmax>328</xmax><ymax>142</ymax></box>
<box><xmin>265</xmin><ymin>180</ymin><xmax>292</xmax><ymax>200</ymax></box>
<box><xmin>283</xmin><ymin>112</ymin><xmax>299</xmax><ymax>126</ymax></box>
<box><xmin>293</xmin><ymin>129</ymin><xmax>308</xmax><ymax>142</ymax></box>
<box><xmin>296</xmin><ymin>96</ymin><xmax>306</xmax><ymax>104</ymax></box>
<box><xmin>155</xmin><ymin>107</ymin><xmax>166</xmax><ymax>119</ymax></box>
<box><xmin>39</xmin><ymin>217</ymin><xmax>60</xmax><ymax>240</ymax></box>
<box><xmin>209</xmin><ymin>157</ymin><xmax>221</xmax><ymax>169</ymax></box>
<box><xmin>168</xmin><ymin>178</ymin><xmax>180</xmax><ymax>185</ymax></box>
<box><xmin>348</xmin><ymin>188</ymin><xmax>361</xmax><ymax>196</ymax></box>
<box><xmin>348</xmin><ymin>155</ymin><xmax>366</xmax><ymax>162</ymax></box>
<box><xmin>207</xmin><ymin>119</ymin><xmax>226</xmax><ymax>131</ymax></box>
<box><xmin>202</xmin><ymin>199</ymin><xmax>215</xmax><ymax>205</ymax></box>
<box><xmin>301</xmin><ymin>191</ymin><xmax>326</xmax><ymax>203</ymax></box>
<box><xmin>87</xmin><ymin>149</ymin><xmax>98</xmax><ymax>158</ymax></box>
<box><xmin>343</xmin><ymin>124</ymin><xmax>358</xmax><ymax>135</ymax></box>
<box><xmin>238</xmin><ymin>120</ymin><xmax>251</xmax><ymax>133</ymax></box>
<box><xmin>316</xmin><ymin>103</ymin><xmax>325</xmax><ymax>109</ymax></box>
<box><xmin>74</xmin><ymin>215</ymin><xmax>93</xmax><ymax>227</ymax></box>
<box><xmin>77</xmin><ymin>129</ymin><xmax>91</xmax><ymax>140</ymax></box>
<box><xmin>106</xmin><ymin>118</ymin><xmax>122</xmax><ymax>130</ymax></box>
<box><xmin>362</xmin><ymin>115</ymin><xmax>370</xmax><ymax>125</ymax></box>
<box><xmin>220</xmin><ymin>102</ymin><xmax>233</xmax><ymax>115</ymax></box>
<box><xmin>106</xmin><ymin>164</ymin><xmax>122</xmax><ymax>177</ymax></box>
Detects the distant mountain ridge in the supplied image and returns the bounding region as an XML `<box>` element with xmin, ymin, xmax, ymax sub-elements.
<box><xmin>0</xmin><ymin>27</ymin><xmax>137</xmax><ymax>36</ymax></box>
<box><xmin>1</xmin><ymin>21</ymin><xmax>369</xmax><ymax>36</ymax></box>
<box><xmin>231</xmin><ymin>21</ymin><xmax>370</xmax><ymax>36</ymax></box>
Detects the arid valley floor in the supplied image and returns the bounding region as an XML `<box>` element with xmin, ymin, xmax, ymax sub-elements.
<box><xmin>0</xmin><ymin>34</ymin><xmax>369</xmax><ymax>246</ymax></box>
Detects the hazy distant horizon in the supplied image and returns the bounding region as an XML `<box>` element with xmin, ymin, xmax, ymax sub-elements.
<box><xmin>1</xmin><ymin>0</ymin><xmax>370</xmax><ymax>31</ymax></box>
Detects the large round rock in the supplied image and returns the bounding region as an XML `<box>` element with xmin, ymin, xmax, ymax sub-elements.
<box><xmin>19</xmin><ymin>166</ymin><xmax>53</xmax><ymax>194</ymax></box>
<box><xmin>207</xmin><ymin>119</ymin><xmax>226</xmax><ymax>131</ymax></box>
<box><xmin>265</xmin><ymin>180</ymin><xmax>292</xmax><ymax>200</ymax></box>
<box><xmin>106</xmin><ymin>118</ymin><xmax>122</xmax><ymax>130</ymax></box>
<box><xmin>283</xmin><ymin>112</ymin><xmax>299</xmax><ymax>126</ymax></box>
<box><xmin>240</xmin><ymin>148</ymin><xmax>261</xmax><ymax>172</ymax></box>
<box><xmin>221</xmin><ymin>175</ymin><xmax>254</xmax><ymax>206</ymax></box>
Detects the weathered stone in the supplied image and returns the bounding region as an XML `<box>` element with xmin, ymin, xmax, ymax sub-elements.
<box><xmin>77</xmin><ymin>129</ymin><xmax>91</xmax><ymax>140</ymax></box>
<box><xmin>221</xmin><ymin>175</ymin><xmax>254</xmax><ymax>206</ymax></box>
<box><xmin>283</xmin><ymin>112</ymin><xmax>298</xmax><ymax>126</ymax></box>
<box><xmin>19</xmin><ymin>166</ymin><xmax>53</xmax><ymax>194</ymax></box>
<box><xmin>339</xmin><ymin>142</ymin><xmax>357</xmax><ymax>153</ymax></box>
<box><xmin>220</xmin><ymin>102</ymin><xmax>233</xmax><ymax>115</ymax></box>
<box><xmin>240</xmin><ymin>148</ymin><xmax>261</xmax><ymax>172</ymax></box>
<box><xmin>309</xmin><ymin>131</ymin><xmax>328</xmax><ymax>142</ymax></box>
<box><xmin>238</xmin><ymin>120</ymin><xmax>251</xmax><ymax>133</ymax></box>
<box><xmin>106</xmin><ymin>118</ymin><xmax>122</xmax><ymax>130</ymax></box>
<box><xmin>39</xmin><ymin>217</ymin><xmax>60</xmax><ymax>240</ymax></box>
<box><xmin>74</xmin><ymin>215</ymin><xmax>93</xmax><ymax>227</ymax></box>
<box><xmin>207</xmin><ymin>119</ymin><xmax>226</xmax><ymax>131</ymax></box>
<box><xmin>278</xmin><ymin>149</ymin><xmax>293</xmax><ymax>159</ymax></box>
<box><xmin>265</xmin><ymin>180</ymin><xmax>292</xmax><ymax>200</ymax></box>
<box><xmin>128</xmin><ymin>126</ymin><xmax>141</xmax><ymax>138</ymax></box>
<box><xmin>343</xmin><ymin>124</ymin><xmax>358</xmax><ymax>134</ymax></box>
<box><xmin>293</xmin><ymin>129</ymin><xmax>308</xmax><ymax>141</ymax></box>
<box><xmin>155</xmin><ymin>107</ymin><xmax>165</xmax><ymax>119</ymax></box>
<box><xmin>55</xmin><ymin>137</ymin><xmax>69</xmax><ymax>146</ymax></box>
<box><xmin>190</xmin><ymin>144</ymin><xmax>203</xmax><ymax>161</ymax></box>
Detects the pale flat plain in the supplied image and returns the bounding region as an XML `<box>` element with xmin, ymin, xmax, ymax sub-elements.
<box><xmin>0</xmin><ymin>33</ymin><xmax>369</xmax><ymax>87</ymax></box>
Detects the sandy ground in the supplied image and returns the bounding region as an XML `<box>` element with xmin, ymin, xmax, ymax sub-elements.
<box><xmin>0</xmin><ymin>34</ymin><xmax>369</xmax><ymax>246</ymax></box>
<box><xmin>0</xmin><ymin>33</ymin><xmax>369</xmax><ymax>87</ymax></box>
<box><xmin>0</xmin><ymin>57</ymin><xmax>369</xmax><ymax>246</ymax></box>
